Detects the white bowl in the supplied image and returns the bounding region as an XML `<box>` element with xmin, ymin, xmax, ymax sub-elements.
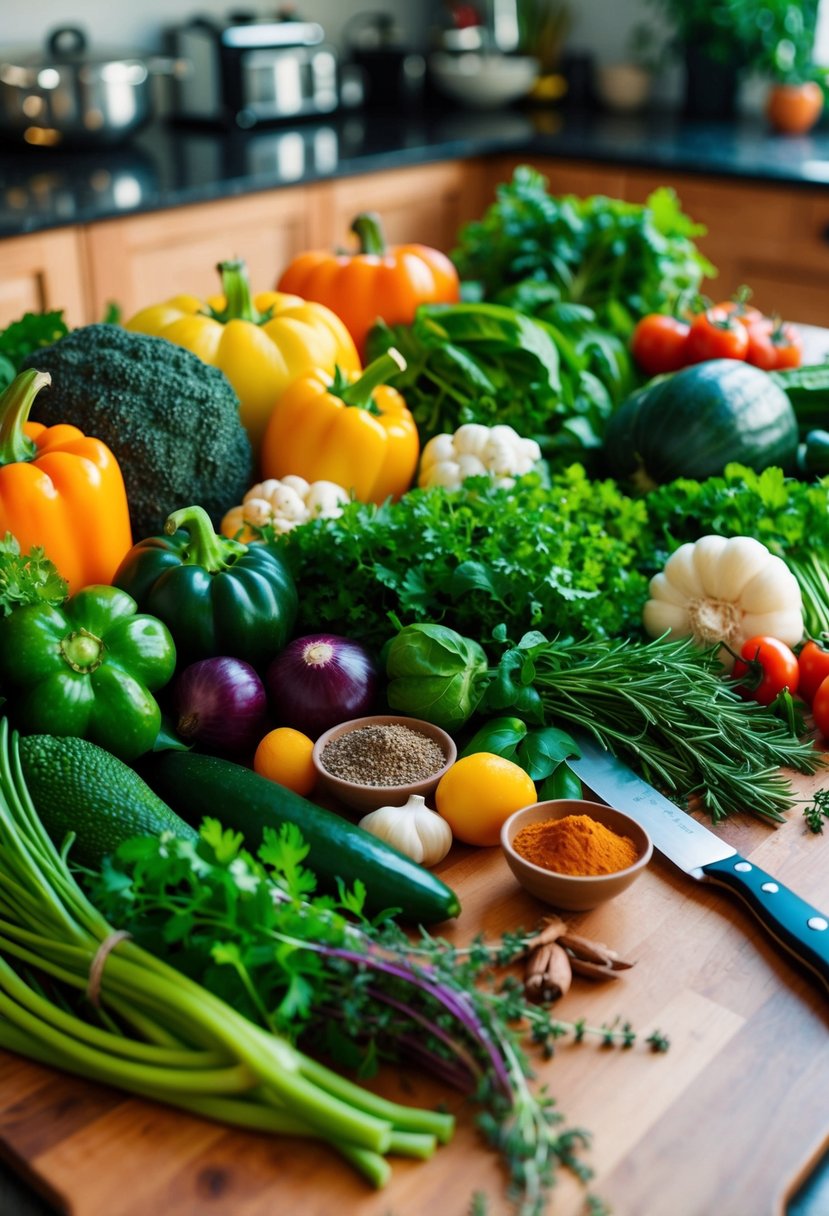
<box><xmin>429</xmin><ymin>52</ymin><xmax>539</xmax><ymax>110</ymax></box>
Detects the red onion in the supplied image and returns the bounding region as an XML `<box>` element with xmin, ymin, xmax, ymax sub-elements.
<box><xmin>265</xmin><ymin>634</ymin><xmax>378</xmax><ymax>738</ymax></box>
<box><xmin>173</xmin><ymin>657</ymin><xmax>267</xmax><ymax>753</ymax></box>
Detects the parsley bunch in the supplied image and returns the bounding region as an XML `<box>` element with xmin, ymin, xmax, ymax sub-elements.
<box><xmin>0</xmin><ymin>532</ymin><xmax>68</xmax><ymax>616</ymax></box>
<box><xmin>90</xmin><ymin>819</ymin><xmax>668</xmax><ymax>1216</ymax></box>
<box><xmin>275</xmin><ymin>468</ymin><xmax>653</xmax><ymax>651</ymax></box>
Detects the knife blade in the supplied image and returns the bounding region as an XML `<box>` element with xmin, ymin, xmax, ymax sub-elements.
<box><xmin>567</xmin><ymin>732</ymin><xmax>829</xmax><ymax>993</ymax></box>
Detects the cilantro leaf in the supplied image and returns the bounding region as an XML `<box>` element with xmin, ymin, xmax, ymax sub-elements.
<box><xmin>0</xmin><ymin>533</ymin><xmax>68</xmax><ymax>616</ymax></box>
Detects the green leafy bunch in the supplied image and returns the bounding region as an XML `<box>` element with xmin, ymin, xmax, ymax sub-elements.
<box><xmin>0</xmin><ymin>310</ymin><xmax>69</xmax><ymax>390</ymax></box>
<box><xmin>274</xmin><ymin>467</ymin><xmax>653</xmax><ymax>651</ymax></box>
<box><xmin>451</xmin><ymin>168</ymin><xmax>715</xmax><ymax>336</ymax></box>
<box><xmin>0</xmin><ymin>532</ymin><xmax>68</xmax><ymax>617</ymax></box>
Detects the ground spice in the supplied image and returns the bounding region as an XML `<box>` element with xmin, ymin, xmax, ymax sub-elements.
<box><xmin>320</xmin><ymin>723</ymin><xmax>446</xmax><ymax>787</ymax></box>
<box><xmin>513</xmin><ymin>814</ymin><xmax>639</xmax><ymax>876</ymax></box>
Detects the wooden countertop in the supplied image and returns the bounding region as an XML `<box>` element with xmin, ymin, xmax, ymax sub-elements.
<box><xmin>0</xmin><ymin>764</ymin><xmax>827</xmax><ymax>1216</ymax></box>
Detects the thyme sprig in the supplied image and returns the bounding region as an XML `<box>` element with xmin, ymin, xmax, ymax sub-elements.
<box><xmin>802</xmin><ymin>787</ymin><xmax>829</xmax><ymax>834</ymax></box>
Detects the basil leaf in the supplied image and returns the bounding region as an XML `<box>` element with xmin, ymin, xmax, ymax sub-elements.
<box><xmin>461</xmin><ymin>716</ymin><xmax>528</xmax><ymax>760</ymax></box>
<box><xmin>517</xmin><ymin>728</ymin><xmax>580</xmax><ymax>781</ymax></box>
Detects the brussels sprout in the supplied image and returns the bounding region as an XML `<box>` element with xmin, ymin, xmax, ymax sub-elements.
<box><xmin>385</xmin><ymin>623</ymin><xmax>488</xmax><ymax>732</ymax></box>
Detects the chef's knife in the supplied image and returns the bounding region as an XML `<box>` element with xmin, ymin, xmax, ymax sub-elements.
<box><xmin>567</xmin><ymin>733</ymin><xmax>829</xmax><ymax>993</ymax></box>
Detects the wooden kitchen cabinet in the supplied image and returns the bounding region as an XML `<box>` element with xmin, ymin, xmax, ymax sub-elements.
<box><xmin>0</xmin><ymin>228</ymin><xmax>88</xmax><ymax>328</ymax></box>
<box><xmin>321</xmin><ymin>158</ymin><xmax>489</xmax><ymax>253</ymax></box>
<box><xmin>83</xmin><ymin>183</ymin><xmax>320</xmax><ymax>321</ymax></box>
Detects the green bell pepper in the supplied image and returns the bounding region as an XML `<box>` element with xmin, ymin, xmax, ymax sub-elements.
<box><xmin>113</xmin><ymin>504</ymin><xmax>298</xmax><ymax>667</ymax></box>
<box><xmin>0</xmin><ymin>585</ymin><xmax>176</xmax><ymax>760</ymax></box>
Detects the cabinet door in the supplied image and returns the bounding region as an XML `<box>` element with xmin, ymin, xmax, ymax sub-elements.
<box><xmin>84</xmin><ymin>185</ymin><xmax>315</xmax><ymax>321</ymax></box>
<box><xmin>320</xmin><ymin>160</ymin><xmax>488</xmax><ymax>254</ymax></box>
<box><xmin>0</xmin><ymin>228</ymin><xmax>88</xmax><ymax>327</ymax></box>
<box><xmin>487</xmin><ymin>155</ymin><xmax>627</xmax><ymax>201</ymax></box>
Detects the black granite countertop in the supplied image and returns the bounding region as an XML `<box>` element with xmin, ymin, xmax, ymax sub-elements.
<box><xmin>2</xmin><ymin>104</ymin><xmax>829</xmax><ymax>239</ymax></box>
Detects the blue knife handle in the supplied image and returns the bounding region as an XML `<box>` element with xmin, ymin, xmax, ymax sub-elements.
<box><xmin>701</xmin><ymin>854</ymin><xmax>829</xmax><ymax>992</ymax></box>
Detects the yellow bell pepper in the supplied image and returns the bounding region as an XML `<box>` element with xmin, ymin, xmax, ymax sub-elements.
<box><xmin>261</xmin><ymin>349</ymin><xmax>420</xmax><ymax>505</ymax></box>
<box><xmin>125</xmin><ymin>260</ymin><xmax>361</xmax><ymax>460</ymax></box>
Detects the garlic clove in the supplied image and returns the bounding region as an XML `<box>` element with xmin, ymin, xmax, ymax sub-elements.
<box><xmin>742</xmin><ymin>608</ymin><xmax>805</xmax><ymax>649</ymax></box>
<box><xmin>717</xmin><ymin>536</ymin><xmax>774</xmax><ymax>598</ymax></box>
<box><xmin>643</xmin><ymin>599</ymin><xmax>691</xmax><ymax>639</ymax></box>
<box><xmin>663</xmin><ymin>543</ymin><xmax>705</xmax><ymax>599</ymax></box>
<box><xmin>739</xmin><ymin>557</ymin><xmax>801</xmax><ymax>614</ymax></box>
<box><xmin>647</xmin><ymin>570</ymin><xmax>688</xmax><ymax>608</ymax></box>
<box><xmin>690</xmin><ymin>534</ymin><xmax>729</xmax><ymax>597</ymax></box>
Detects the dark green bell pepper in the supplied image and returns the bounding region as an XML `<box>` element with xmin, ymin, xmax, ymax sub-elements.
<box><xmin>0</xmin><ymin>585</ymin><xmax>176</xmax><ymax>760</ymax></box>
<box><xmin>113</xmin><ymin>504</ymin><xmax>298</xmax><ymax>667</ymax></box>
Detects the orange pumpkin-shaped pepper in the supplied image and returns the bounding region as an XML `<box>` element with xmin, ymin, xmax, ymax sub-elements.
<box><xmin>261</xmin><ymin>349</ymin><xmax>419</xmax><ymax>505</ymax></box>
<box><xmin>277</xmin><ymin>211</ymin><xmax>460</xmax><ymax>357</ymax></box>
<box><xmin>0</xmin><ymin>370</ymin><xmax>132</xmax><ymax>592</ymax></box>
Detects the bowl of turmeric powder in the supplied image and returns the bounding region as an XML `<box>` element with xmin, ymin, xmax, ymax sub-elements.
<box><xmin>500</xmin><ymin>799</ymin><xmax>653</xmax><ymax>911</ymax></box>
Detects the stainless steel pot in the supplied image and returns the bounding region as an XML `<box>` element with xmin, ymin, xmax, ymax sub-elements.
<box><xmin>0</xmin><ymin>26</ymin><xmax>184</xmax><ymax>148</ymax></box>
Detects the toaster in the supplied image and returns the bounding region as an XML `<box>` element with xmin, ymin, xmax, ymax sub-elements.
<box><xmin>167</xmin><ymin>15</ymin><xmax>341</xmax><ymax>128</ymax></box>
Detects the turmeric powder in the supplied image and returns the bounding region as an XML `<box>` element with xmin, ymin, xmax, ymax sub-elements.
<box><xmin>512</xmin><ymin>814</ymin><xmax>638</xmax><ymax>876</ymax></box>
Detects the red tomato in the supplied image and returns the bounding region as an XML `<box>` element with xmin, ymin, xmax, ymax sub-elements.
<box><xmin>713</xmin><ymin>297</ymin><xmax>765</xmax><ymax>328</ymax></box>
<box><xmin>732</xmin><ymin>635</ymin><xmax>800</xmax><ymax>706</ymax></box>
<box><xmin>797</xmin><ymin>639</ymin><xmax>829</xmax><ymax>705</ymax></box>
<box><xmin>684</xmin><ymin>307</ymin><xmax>750</xmax><ymax>364</ymax></box>
<box><xmin>630</xmin><ymin>314</ymin><xmax>691</xmax><ymax>375</ymax></box>
<box><xmin>746</xmin><ymin>317</ymin><xmax>802</xmax><ymax>371</ymax></box>
<box><xmin>812</xmin><ymin>675</ymin><xmax>829</xmax><ymax>738</ymax></box>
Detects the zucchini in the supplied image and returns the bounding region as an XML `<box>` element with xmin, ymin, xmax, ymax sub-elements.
<box><xmin>18</xmin><ymin>734</ymin><xmax>198</xmax><ymax>868</ymax></box>
<box><xmin>603</xmin><ymin>358</ymin><xmax>799</xmax><ymax>489</ymax></box>
<box><xmin>771</xmin><ymin>364</ymin><xmax>829</xmax><ymax>440</ymax></box>
<box><xmin>141</xmin><ymin>750</ymin><xmax>461</xmax><ymax>925</ymax></box>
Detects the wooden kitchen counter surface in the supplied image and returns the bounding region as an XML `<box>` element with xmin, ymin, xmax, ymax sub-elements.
<box><xmin>0</xmin><ymin>767</ymin><xmax>828</xmax><ymax>1216</ymax></box>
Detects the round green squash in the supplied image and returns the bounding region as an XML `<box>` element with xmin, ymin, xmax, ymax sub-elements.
<box><xmin>602</xmin><ymin>359</ymin><xmax>799</xmax><ymax>490</ymax></box>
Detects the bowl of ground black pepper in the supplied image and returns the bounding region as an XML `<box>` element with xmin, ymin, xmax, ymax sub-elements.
<box><xmin>501</xmin><ymin>799</ymin><xmax>652</xmax><ymax>911</ymax></box>
<box><xmin>312</xmin><ymin>715</ymin><xmax>458</xmax><ymax>813</ymax></box>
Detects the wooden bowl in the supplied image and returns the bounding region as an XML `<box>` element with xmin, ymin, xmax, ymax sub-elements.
<box><xmin>312</xmin><ymin>714</ymin><xmax>457</xmax><ymax>813</ymax></box>
<box><xmin>501</xmin><ymin>798</ymin><xmax>652</xmax><ymax>911</ymax></box>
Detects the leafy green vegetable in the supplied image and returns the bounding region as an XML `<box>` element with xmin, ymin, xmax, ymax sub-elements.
<box><xmin>0</xmin><ymin>310</ymin><xmax>69</xmax><ymax>389</ymax></box>
<box><xmin>451</xmin><ymin>166</ymin><xmax>715</xmax><ymax>336</ymax></box>
<box><xmin>0</xmin><ymin>532</ymin><xmax>68</xmax><ymax>616</ymax></box>
<box><xmin>275</xmin><ymin>468</ymin><xmax>653</xmax><ymax>651</ymax></box>
<box><xmin>90</xmin><ymin>816</ymin><xmax>668</xmax><ymax>1216</ymax></box>
<box><xmin>384</xmin><ymin>621</ymin><xmax>489</xmax><ymax>730</ymax></box>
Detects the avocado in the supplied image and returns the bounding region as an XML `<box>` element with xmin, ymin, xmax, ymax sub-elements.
<box><xmin>18</xmin><ymin>734</ymin><xmax>198</xmax><ymax>869</ymax></box>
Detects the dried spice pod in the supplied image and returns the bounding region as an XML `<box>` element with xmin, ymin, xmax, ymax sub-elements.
<box><xmin>524</xmin><ymin>940</ymin><xmax>573</xmax><ymax>1003</ymax></box>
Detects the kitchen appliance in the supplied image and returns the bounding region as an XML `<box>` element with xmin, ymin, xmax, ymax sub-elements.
<box><xmin>568</xmin><ymin>732</ymin><xmax>829</xmax><ymax>992</ymax></box>
<box><xmin>343</xmin><ymin>11</ymin><xmax>426</xmax><ymax>112</ymax></box>
<box><xmin>0</xmin><ymin>26</ymin><xmax>184</xmax><ymax>148</ymax></box>
<box><xmin>167</xmin><ymin>14</ymin><xmax>342</xmax><ymax>129</ymax></box>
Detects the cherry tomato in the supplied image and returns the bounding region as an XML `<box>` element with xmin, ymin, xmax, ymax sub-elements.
<box><xmin>713</xmin><ymin>295</ymin><xmax>765</xmax><ymax>328</ymax></box>
<box><xmin>797</xmin><ymin>639</ymin><xmax>829</xmax><ymax>705</ymax></box>
<box><xmin>630</xmin><ymin>314</ymin><xmax>691</xmax><ymax>376</ymax></box>
<box><xmin>811</xmin><ymin>675</ymin><xmax>829</xmax><ymax>738</ymax></box>
<box><xmin>732</xmin><ymin>635</ymin><xmax>800</xmax><ymax>706</ymax></box>
<box><xmin>746</xmin><ymin>317</ymin><xmax>802</xmax><ymax>371</ymax></box>
<box><xmin>684</xmin><ymin>306</ymin><xmax>750</xmax><ymax>364</ymax></box>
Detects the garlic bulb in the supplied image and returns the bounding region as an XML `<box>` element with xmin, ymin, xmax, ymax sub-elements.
<box><xmin>643</xmin><ymin>534</ymin><xmax>804</xmax><ymax>668</ymax></box>
<box><xmin>358</xmin><ymin>794</ymin><xmax>453</xmax><ymax>868</ymax></box>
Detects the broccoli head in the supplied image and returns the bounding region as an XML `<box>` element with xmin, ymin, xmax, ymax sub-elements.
<box><xmin>23</xmin><ymin>324</ymin><xmax>252</xmax><ymax>540</ymax></box>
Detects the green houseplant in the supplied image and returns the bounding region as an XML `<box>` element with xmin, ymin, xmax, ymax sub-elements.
<box><xmin>647</xmin><ymin>0</ymin><xmax>822</xmax><ymax>120</ymax></box>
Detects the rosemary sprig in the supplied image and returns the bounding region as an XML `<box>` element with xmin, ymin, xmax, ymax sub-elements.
<box><xmin>484</xmin><ymin>631</ymin><xmax>823</xmax><ymax>824</ymax></box>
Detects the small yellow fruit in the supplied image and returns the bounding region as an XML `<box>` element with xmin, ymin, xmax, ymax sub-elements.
<box><xmin>253</xmin><ymin>727</ymin><xmax>316</xmax><ymax>796</ymax></box>
<box><xmin>435</xmin><ymin>752</ymin><xmax>537</xmax><ymax>847</ymax></box>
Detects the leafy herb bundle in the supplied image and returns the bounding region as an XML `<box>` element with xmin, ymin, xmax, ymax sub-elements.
<box><xmin>450</xmin><ymin>167</ymin><xmax>715</xmax><ymax>335</ymax></box>
<box><xmin>274</xmin><ymin>468</ymin><xmax>653</xmax><ymax>650</ymax></box>
<box><xmin>90</xmin><ymin>818</ymin><xmax>668</xmax><ymax>1216</ymax></box>
<box><xmin>0</xmin><ymin>310</ymin><xmax>69</xmax><ymax>390</ymax></box>
<box><xmin>0</xmin><ymin>532</ymin><xmax>68</xmax><ymax>616</ymax></box>
<box><xmin>482</xmin><ymin>628</ymin><xmax>822</xmax><ymax>823</ymax></box>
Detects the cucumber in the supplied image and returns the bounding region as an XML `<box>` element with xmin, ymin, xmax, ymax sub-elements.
<box><xmin>771</xmin><ymin>364</ymin><xmax>829</xmax><ymax>441</ymax></box>
<box><xmin>141</xmin><ymin>750</ymin><xmax>461</xmax><ymax>925</ymax></box>
<box><xmin>18</xmin><ymin>734</ymin><xmax>198</xmax><ymax>868</ymax></box>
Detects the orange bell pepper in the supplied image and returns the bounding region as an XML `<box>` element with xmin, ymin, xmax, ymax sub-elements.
<box><xmin>0</xmin><ymin>370</ymin><xmax>132</xmax><ymax>592</ymax></box>
<box><xmin>261</xmin><ymin>350</ymin><xmax>419</xmax><ymax>505</ymax></box>
<box><xmin>277</xmin><ymin>211</ymin><xmax>460</xmax><ymax>357</ymax></box>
